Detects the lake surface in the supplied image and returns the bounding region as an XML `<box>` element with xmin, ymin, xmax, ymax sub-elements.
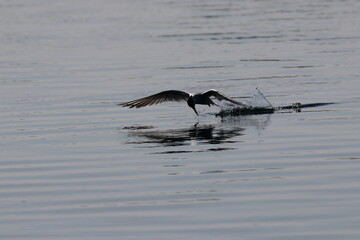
<box><xmin>1</xmin><ymin>0</ymin><xmax>360</xmax><ymax>239</ymax></box>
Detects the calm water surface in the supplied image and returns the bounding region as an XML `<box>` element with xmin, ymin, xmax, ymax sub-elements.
<box><xmin>1</xmin><ymin>0</ymin><xmax>360</xmax><ymax>239</ymax></box>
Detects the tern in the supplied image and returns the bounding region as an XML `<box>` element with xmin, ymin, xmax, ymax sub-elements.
<box><xmin>119</xmin><ymin>89</ymin><xmax>245</xmax><ymax>115</ymax></box>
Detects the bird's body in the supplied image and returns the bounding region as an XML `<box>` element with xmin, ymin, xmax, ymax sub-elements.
<box><xmin>119</xmin><ymin>89</ymin><xmax>244</xmax><ymax>115</ymax></box>
<box><xmin>192</xmin><ymin>93</ymin><xmax>216</xmax><ymax>106</ymax></box>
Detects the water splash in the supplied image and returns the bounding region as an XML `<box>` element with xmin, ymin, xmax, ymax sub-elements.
<box><xmin>244</xmin><ymin>88</ymin><xmax>273</xmax><ymax>108</ymax></box>
<box><xmin>217</xmin><ymin>88</ymin><xmax>275</xmax><ymax>117</ymax></box>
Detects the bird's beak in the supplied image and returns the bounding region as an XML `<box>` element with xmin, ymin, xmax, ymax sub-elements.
<box><xmin>192</xmin><ymin>106</ymin><xmax>198</xmax><ymax>115</ymax></box>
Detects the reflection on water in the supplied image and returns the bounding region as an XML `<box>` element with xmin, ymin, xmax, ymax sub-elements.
<box><xmin>125</xmin><ymin>123</ymin><xmax>243</xmax><ymax>147</ymax></box>
<box><xmin>123</xmin><ymin>114</ymin><xmax>271</xmax><ymax>151</ymax></box>
<box><xmin>220</xmin><ymin>113</ymin><xmax>271</xmax><ymax>131</ymax></box>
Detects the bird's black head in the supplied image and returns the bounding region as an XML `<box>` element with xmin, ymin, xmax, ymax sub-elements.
<box><xmin>187</xmin><ymin>97</ymin><xmax>198</xmax><ymax>115</ymax></box>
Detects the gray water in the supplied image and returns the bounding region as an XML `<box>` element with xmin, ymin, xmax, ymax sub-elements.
<box><xmin>1</xmin><ymin>0</ymin><xmax>360</xmax><ymax>239</ymax></box>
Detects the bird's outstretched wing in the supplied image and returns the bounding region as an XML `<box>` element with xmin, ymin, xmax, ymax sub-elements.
<box><xmin>119</xmin><ymin>90</ymin><xmax>190</xmax><ymax>108</ymax></box>
<box><xmin>203</xmin><ymin>89</ymin><xmax>245</xmax><ymax>106</ymax></box>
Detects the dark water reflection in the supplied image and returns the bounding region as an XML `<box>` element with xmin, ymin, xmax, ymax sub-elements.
<box><xmin>126</xmin><ymin>123</ymin><xmax>243</xmax><ymax>147</ymax></box>
<box><xmin>123</xmin><ymin>114</ymin><xmax>271</xmax><ymax>151</ymax></box>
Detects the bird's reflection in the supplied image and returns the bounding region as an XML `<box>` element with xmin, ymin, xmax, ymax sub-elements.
<box><xmin>123</xmin><ymin>114</ymin><xmax>271</xmax><ymax>149</ymax></box>
<box><xmin>126</xmin><ymin>123</ymin><xmax>242</xmax><ymax>147</ymax></box>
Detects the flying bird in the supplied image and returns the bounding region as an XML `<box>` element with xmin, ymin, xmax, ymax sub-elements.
<box><xmin>119</xmin><ymin>89</ymin><xmax>245</xmax><ymax>115</ymax></box>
